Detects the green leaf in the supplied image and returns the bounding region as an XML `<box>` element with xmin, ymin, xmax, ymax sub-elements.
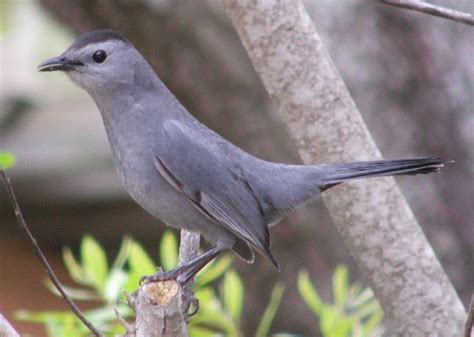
<box><xmin>192</xmin><ymin>287</ymin><xmax>238</xmax><ymax>335</ymax></box>
<box><xmin>160</xmin><ymin>231</ymin><xmax>178</xmax><ymax>271</ymax></box>
<box><xmin>362</xmin><ymin>307</ymin><xmax>383</xmax><ymax>335</ymax></box>
<box><xmin>352</xmin><ymin>298</ymin><xmax>381</xmax><ymax>319</ymax></box>
<box><xmin>15</xmin><ymin>310</ymin><xmax>71</xmax><ymax>323</ymax></box>
<box><xmin>332</xmin><ymin>265</ymin><xmax>348</xmax><ymax>307</ymax></box>
<box><xmin>297</xmin><ymin>270</ymin><xmax>322</xmax><ymax>315</ymax></box>
<box><xmin>63</xmin><ymin>247</ymin><xmax>89</xmax><ymax>285</ymax></box>
<box><xmin>128</xmin><ymin>239</ymin><xmax>156</xmax><ymax>274</ymax></box>
<box><xmin>46</xmin><ymin>314</ymin><xmax>87</xmax><ymax>337</ymax></box>
<box><xmin>351</xmin><ymin>286</ymin><xmax>375</xmax><ymax>307</ymax></box>
<box><xmin>16</xmin><ymin>310</ymin><xmax>89</xmax><ymax>337</ymax></box>
<box><xmin>104</xmin><ymin>269</ymin><xmax>128</xmax><ymax>304</ymax></box>
<box><xmin>43</xmin><ymin>279</ymin><xmax>100</xmax><ymax>301</ymax></box>
<box><xmin>195</xmin><ymin>287</ymin><xmax>219</xmax><ymax>308</ymax></box>
<box><xmin>191</xmin><ymin>308</ymin><xmax>234</xmax><ymax>333</ymax></box>
<box><xmin>352</xmin><ymin>321</ymin><xmax>364</xmax><ymax>337</ymax></box>
<box><xmin>320</xmin><ymin>308</ymin><xmax>352</xmax><ymax>337</ymax></box>
<box><xmin>111</xmin><ymin>235</ymin><xmax>132</xmax><ymax>271</ymax></box>
<box><xmin>84</xmin><ymin>305</ymin><xmax>132</xmax><ymax>324</ymax></box>
<box><xmin>0</xmin><ymin>152</ymin><xmax>15</xmax><ymax>170</ymax></box>
<box><xmin>109</xmin><ymin>323</ymin><xmax>127</xmax><ymax>336</ymax></box>
<box><xmin>222</xmin><ymin>270</ymin><xmax>244</xmax><ymax>321</ymax></box>
<box><xmin>124</xmin><ymin>239</ymin><xmax>156</xmax><ymax>292</ymax></box>
<box><xmin>189</xmin><ymin>325</ymin><xmax>219</xmax><ymax>337</ymax></box>
<box><xmin>319</xmin><ymin>305</ymin><xmax>336</xmax><ymax>337</ymax></box>
<box><xmin>196</xmin><ymin>255</ymin><xmax>233</xmax><ymax>288</ymax></box>
<box><xmin>0</xmin><ymin>0</ymin><xmax>12</xmax><ymax>37</ymax></box>
<box><xmin>80</xmin><ymin>235</ymin><xmax>108</xmax><ymax>291</ymax></box>
<box><xmin>255</xmin><ymin>283</ymin><xmax>285</xmax><ymax>337</ymax></box>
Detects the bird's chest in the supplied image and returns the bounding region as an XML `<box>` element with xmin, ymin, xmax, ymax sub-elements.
<box><xmin>108</xmin><ymin>128</ymin><xmax>162</xmax><ymax>205</ymax></box>
<box><xmin>102</xmin><ymin>112</ymin><xmax>159</xmax><ymax>201</ymax></box>
<box><xmin>106</xmin><ymin>127</ymin><xmax>201</xmax><ymax>229</ymax></box>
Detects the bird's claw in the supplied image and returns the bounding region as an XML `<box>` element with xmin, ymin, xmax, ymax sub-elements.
<box><xmin>138</xmin><ymin>275</ymin><xmax>148</xmax><ymax>285</ymax></box>
<box><xmin>139</xmin><ymin>270</ymin><xmax>175</xmax><ymax>285</ymax></box>
<box><xmin>138</xmin><ymin>268</ymin><xmax>201</xmax><ymax>315</ymax></box>
<box><xmin>181</xmin><ymin>285</ymin><xmax>199</xmax><ymax>317</ymax></box>
<box><xmin>187</xmin><ymin>297</ymin><xmax>199</xmax><ymax>317</ymax></box>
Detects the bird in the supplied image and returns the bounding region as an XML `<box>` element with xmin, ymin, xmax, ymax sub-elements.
<box><xmin>38</xmin><ymin>29</ymin><xmax>445</xmax><ymax>285</ymax></box>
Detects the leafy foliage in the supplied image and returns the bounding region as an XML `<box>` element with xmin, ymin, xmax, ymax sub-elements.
<box><xmin>16</xmin><ymin>232</ymin><xmax>284</xmax><ymax>337</ymax></box>
<box><xmin>0</xmin><ymin>151</ymin><xmax>15</xmax><ymax>170</ymax></box>
<box><xmin>15</xmin><ymin>229</ymin><xmax>383</xmax><ymax>336</ymax></box>
<box><xmin>297</xmin><ymin>266</ymin><xmax>384</xmax><ymax>337</ymax></box>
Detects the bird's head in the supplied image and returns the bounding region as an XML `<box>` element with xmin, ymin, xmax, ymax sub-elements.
<box><xmin>38</xmin><ymin>30</ymin><xmax>145</xmax><ymax>95</ymax></box>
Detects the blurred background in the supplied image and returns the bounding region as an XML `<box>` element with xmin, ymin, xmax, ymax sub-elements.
<box><xmin>0</xmin><ymin>0</ymin><xmax>472</xmax><ymax>335</ymax></box>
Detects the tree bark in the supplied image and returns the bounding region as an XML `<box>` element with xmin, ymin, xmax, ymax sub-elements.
<box><xmin>131</xmin><ymin>281</ymin><xmax>188</xmax><ymax>337</ymax></box>
<box><xmin>465</xmin><ymin>295</ymin><xmax>474</xmax><ymax>337</ymax></box>
<box><xmin>0</xmin><ymin>314</ymin><xmax>20</xmax><ymax>337</ymax></box>
<box><xmin>129</xmin><ymin>230</ymin><xmax>198</xmax><ymax>337</ymax></box>
<box><xmin>222</xmin><ymin>0</ymin><xmax>466</xmax><ymax>336</ymax></box>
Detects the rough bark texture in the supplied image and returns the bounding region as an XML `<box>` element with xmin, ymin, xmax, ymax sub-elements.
<box><xmin>132</xmin><ymin>281</ymin><xmax>188</xmax><ymax>337</ymax></box>
<box><xmin>0</xmin><ymin>314</ymin><xmax>20</xmax><ymax>337</ymax></box>
<box><xmin>129</xmin><ymin>230</ymin><xmax>198</xmax><ymax>337</ymax></box>
<box><xmin>178</xmin><ymin>231</ymin><xmax>200</xmax><ymax>266</ymax></box>
<box><xmin>222</xmin><ymin>0</ymin><xmax>466</xmax><ymax>336</ymax></box>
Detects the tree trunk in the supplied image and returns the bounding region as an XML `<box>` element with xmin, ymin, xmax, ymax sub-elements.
<box><xmin>222</xmin><ymin>0</ymin><xmax>466</xmax><ymax>335</ymax></box>
<box><xmin>0</xmin><ymin>314</ymin><xmax>20</xmax><ymax>337</ymax></box>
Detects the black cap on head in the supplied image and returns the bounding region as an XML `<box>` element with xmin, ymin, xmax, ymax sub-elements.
<box><xmin>68</xmin><ymin>29</ymin><xmax>129</xmax><ymax>51</ymax></box>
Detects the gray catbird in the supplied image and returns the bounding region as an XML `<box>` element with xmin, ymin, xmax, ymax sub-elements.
<box><xmin>38</xmin><ymin>30</ymin><xmax>445</xmax><ymax>284</ymax></box>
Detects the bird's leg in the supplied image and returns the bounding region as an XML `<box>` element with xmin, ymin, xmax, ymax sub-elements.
<box><xmin>181</xmin><ymin>285</ymin><xmax>199</xmax><ymax>316</ymax></box>
<box><xmin>140</xmin><ymin>246</ymin><xmax>223</xmax><ymax>286</ymax></box>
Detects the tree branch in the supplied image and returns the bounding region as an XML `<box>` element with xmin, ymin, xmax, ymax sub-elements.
<box><xmin>465</xmin><ymin>294</ymin><xmax>474</xmax><ymax>337</ymax></box>
<box><xmin>130</xmin><ymin>230</ymin><xmax>199</xmax><ymax>337</ymax></box>
<box><xmin>222</xmin><ymin>0</ymin><xmax>466</xmax><ymax>335</ymax></box>
<box><xmin>131</xmin><ymin>280</ymin><xmax>189</xmax><ymax>337</ymax></box>
<box><xmin>0</xmin><ymin>171</ymin><xmax>104</xmax><ymax>337</ymax></box>
<box><xmin>375</xmin><ymin>0</ymin><xmax>474</xmax><ymax>26</ymax></box>
<box><xmin>178</xmin><ymin>230</ymin><xmax>200</xmax><ymax>312</ymax></box>
<box><xmin>0</xmin><ymin>314</ymin><xmax>20</xmax><ymax>337</ymax></box>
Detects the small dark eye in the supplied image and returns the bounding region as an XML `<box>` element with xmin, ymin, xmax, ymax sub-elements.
<box><xmin>93</xmin><ymin>50</ymin><xmax>107</xmax><ymax>63</ymax></box>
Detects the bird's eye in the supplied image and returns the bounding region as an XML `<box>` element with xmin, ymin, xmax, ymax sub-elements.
<box><xmin>93</xmin><ymin>50</ymin><xmax>107</xmax><ymax>63</ymax></box>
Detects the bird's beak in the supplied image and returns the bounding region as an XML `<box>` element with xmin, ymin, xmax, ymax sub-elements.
<box><xmin>37</xmin><ymin>56</ymin><xmax>83</xmax><ymax>72</ymax></box>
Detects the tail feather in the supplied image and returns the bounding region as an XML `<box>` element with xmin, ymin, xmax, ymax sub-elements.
<box><xmin>252</xmin><ymin>157</ymin><xmax>447</xmax><ymax>225</ymax></box>
<box><xmin>319</xmin><ymin>158</ymin><xmax>446</xmax><ymax>185</ymax></box>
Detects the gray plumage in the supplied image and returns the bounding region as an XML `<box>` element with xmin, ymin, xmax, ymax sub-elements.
<box><xmin>38</xmin><ymin>30</ymin><xmax>445</xmax><ymax>280</ymax></box>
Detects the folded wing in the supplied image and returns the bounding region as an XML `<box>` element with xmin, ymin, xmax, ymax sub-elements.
<box><xmin>153</xmin><ymin>119</ymin><xmax>278</xmax><ymax>268</ymax></box>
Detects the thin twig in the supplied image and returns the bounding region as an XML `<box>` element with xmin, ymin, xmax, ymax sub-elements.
<box><xmin>114</xmin><ymin>307</ymin><xmax>134</xmax><ymax>336</ymax></box>
<box><xmin>376</xmin><ymin>0</ymin><xmax>474</xmax><ymax>26</ymax></box>
<box><xmin>0</xmin><ymin>171</ymin><xmax>104</xmax><ymax>337</ymax></box>
<box><xmin>465</xmin><ymin>294</ymin><xmax>474</xmax><ymax>337</ymax></box>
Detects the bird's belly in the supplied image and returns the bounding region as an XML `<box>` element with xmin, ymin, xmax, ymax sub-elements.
<box><xmin>117</xmin><ymin>156</ymin><xmax>229</xmax><ymax>246</ymax></box>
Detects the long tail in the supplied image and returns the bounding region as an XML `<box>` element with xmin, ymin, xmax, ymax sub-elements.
<box><xmin>319</xmin><ymin>158</ymin><xmax>446</xmax><ymax>187</ymax></box>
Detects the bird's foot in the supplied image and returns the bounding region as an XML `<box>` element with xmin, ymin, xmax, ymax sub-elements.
<box><xmin>139</xmin><ymin>269</ymin><xmax>199</xmax><ymax>316</ymax></box>
<box><xmin>181</xmin><ymin>285</ymin><xmax>199</xmax><ymax>317</ymax></box>
<box><xmin>139</xmin><ymin>269</ymin><xmax>180</xmax><ymax>285</ymax></box>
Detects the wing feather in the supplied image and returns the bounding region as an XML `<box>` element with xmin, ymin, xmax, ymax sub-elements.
<box><xmin>153</xmin><ymin>120</ymin><xmax>278</xmax><ymax>268</ymax></box>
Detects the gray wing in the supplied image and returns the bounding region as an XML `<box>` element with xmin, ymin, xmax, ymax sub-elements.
<box><xmin>154</xmin><ymin>120</ymin><xmax>278</xmax><ymax>267</ymax></box>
